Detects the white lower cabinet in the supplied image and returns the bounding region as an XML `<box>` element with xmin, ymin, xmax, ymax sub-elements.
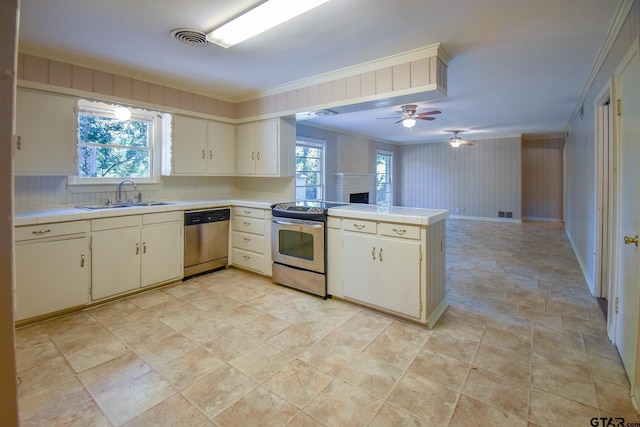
<box><xmin>91</xmin><ymin>212</ymin><xmax>182</xmax><ymax>300</ymax></box>
<box><xmin>341</xmin><ymin>220</ymin><xmax>422</xmax><ymax>320</ymax></box>
<box><xmin>14</xmin><ymin>221</ymin><xmax>90</xmax><ymax>321</ymax></box>
<box><xmin>230</xmin><ymin>206</ymin><xmax>271</xmax><ymax>274</ymax></box>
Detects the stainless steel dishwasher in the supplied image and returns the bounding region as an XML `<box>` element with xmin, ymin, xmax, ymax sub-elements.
<box><xmin>184</xmin><ymin>208</ymin><xmax>230</xmax><ymax>278</ymax></box>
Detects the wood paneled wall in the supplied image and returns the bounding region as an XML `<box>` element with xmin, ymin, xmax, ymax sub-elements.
<box><xmin>399</xmin><ymin>137</ymin><xmax>522</xmax><ymax>220</ymax></box>
<box><xmin>522</xmin><ymin>136</ymin><xmax>564</xmax><ymax>221</ymax></box>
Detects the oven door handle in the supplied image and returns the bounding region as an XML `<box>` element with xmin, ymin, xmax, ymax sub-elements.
<box><xmin>272</xmin><ymin>218</ymin><xmax>323</xmax><ymax>228</ymax></box>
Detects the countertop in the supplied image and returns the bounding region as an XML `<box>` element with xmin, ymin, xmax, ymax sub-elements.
<box><xmin>15</xmin><ymin>200</ymin><xmax>449</xmax><ymax>227</ymax></box>
<box><xmin>328</xmin><ymin>204</ymin><xmax>449</xmax><ymax>225</ymax></box>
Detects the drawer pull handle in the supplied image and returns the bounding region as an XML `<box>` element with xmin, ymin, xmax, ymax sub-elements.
<box><xmin>81</xmin><ymin>254</ymin><xmax>85</xmax><ymax>268</ymax></box>
<box><xmin>393</xmin><ymin>228</ymin><xmax>406</xmax><ymax>235</ymax></box>
<box><xmin>243</xmin><ymin>255</ymin><xmax>251</xmax><ymax>260</ymax></box>
<box><xmin>32</xmin><ymin>229</ymin><xmax>51</xmax><ymax>235</ymax></box>
<box><xmin>209</xmin><ymin>150</ymin><xmax>213</xmax><ymax>160</ymax></box>
<box><xmin>243</xmin><ymin>237</ymin><xmax>251</xmax><ymax>242</ymax></box>
<box><xmin>243</xmin><ymin>221</ymin><xmax>251</xmax><ymax>226</ymax></box>
<box><xmin>257</xmin><ymin>152</ymin><xmax>260</xmax><ymax>160</ymax></box>
<box><xmin>251</xmin><ymin>151</ymin><xmax>255</xmax><ymax>160</ymax></box>
<box><xmin>354</xmin><ymin>223</ymin><xmax>365</xmax><ymax>230</ymax></box>
<box><xmin>371</xmin><ymin>246</ymin><xmax>376</xmax><ymax>260</ymax></box>
<box><xmin>243</xmin><ymin>210</ymin><xmax>251</xmax><ymax>214</ymax></box>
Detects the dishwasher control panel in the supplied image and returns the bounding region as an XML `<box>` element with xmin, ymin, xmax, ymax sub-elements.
<box><xmin>184</xmin><ymin>208</ymin><xmax>230</xmax><ymax>225</ymax></box>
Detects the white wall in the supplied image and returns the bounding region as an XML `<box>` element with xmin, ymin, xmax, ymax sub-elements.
<box><xmin>398</xmin><ymin>137</ymin><xmax>522</xmax><ymax>219</ymax></box>
<box><xmin>565</xmin><ymin>1</ymin><xmax>640</xmax><ymax>292</ymax></box>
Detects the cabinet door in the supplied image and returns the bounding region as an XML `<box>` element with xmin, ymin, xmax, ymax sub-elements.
<box><xmin>15</xmin><ymin>237</ymin><xmax>90</xmax><ymax>321</ymax></box>
<box><xmin>378</xmin><ymin>237</ymin><xmax>421</xmax><ymax>318</ymax></box>
<box><xmin>15</xmin><ymin>89</ymin><xmax>76</xmax><ymax>175</ymax></box>
<box><xmin>236</xmin><ymin>122</ymin><xmax>256</xmax><ymax>175</ymax></box>
<box><xmin>141</xmin><ymin>222</ymin><xmax>183</xmax><ymax>287</ymax></box>
<box><xmin>91</xmin><ymin>227</ymin><xmax>141</xmax><ymax>300</ymax></box>
<box><xmin>172</xmin><ymin>115</ymin><xmax>207</xmax><ymax>174</ymax></box>
<box><xmin>207</xmin><ymin>121</ymin><xmax>235</xmax><ymax>175</ymax></box>
<box><xmin>342</xmin><ymin>232</ymin><xmax>378</xmax><ymax>305</ymax></box>
<box><xmin>255</xmin><ymin>119</ymin><xmax>278</xmax><ymax>175</ymax></box>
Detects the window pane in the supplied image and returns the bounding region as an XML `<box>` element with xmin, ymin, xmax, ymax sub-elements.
<box><xmin>77</xmin><ymin>146</ymin><xmax>150</xmax><ymax>178</ymax></box>
<box><xmin>78</xmin><ymin>114</ymin><xmax>150</xmax><ymax>148</ymax></box>
<box><xmin>296</xmin><ymin>140</ymin><xmax>324</xmax><ymax>201</ymax></box>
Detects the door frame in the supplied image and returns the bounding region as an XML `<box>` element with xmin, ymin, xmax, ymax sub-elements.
<box><xmin>594</xmin><ymin>80</ymin><xmax>613</xmax><ymax>302</ymax></box>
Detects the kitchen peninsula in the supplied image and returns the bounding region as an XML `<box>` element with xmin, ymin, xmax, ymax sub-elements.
<box><xmin>14</xmin><ymin>200</ymin><xmax>448</xmax><ymax>328</ymax></box>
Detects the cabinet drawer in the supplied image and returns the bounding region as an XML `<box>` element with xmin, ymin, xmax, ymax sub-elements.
<box><xmin>379</xmin><ymin>223</ymin><xmax>421</xmax><ymax>240</ymax></box>
<box><xmin>232</xmin><ymin>217</ymin><xmax>264</xmax><ymax>235</ymax></box>
<box><xmin>232</xmin><ymin>231</ymin><xmax>265</xmax><ymax>253</ymax></box>
<box><xmin>92</xmin><ymin>215</ymin><xmax>141</xmax><ymax>231</ymax></box>
<box><xmin>233</xmin><ymin>206</ymin><xmax>264</xmax><ymax>219</ymax></box>
<box><xmin>143</xmin><ymin>211</ymin><xmax>182</xmax><ymax>225</ymax></box>
<box><xmin>232</xmin><ymin>248</ymin><xmax>265</xmax><ymax>272</ymax></box>
<box><xmin>16</xmin><ymin>221</ymin><xmax>89</xmax><ymax>242</ymax></box>
<box><xmin>342</xmin><ymin>219</ymin><xmax>377</xmax><ymax>234</ymax></box>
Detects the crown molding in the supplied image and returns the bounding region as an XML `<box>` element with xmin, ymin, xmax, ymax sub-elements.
<box><xmin>237</xmin><ymin>43</ymin><xmax>449</xmax><ymax>102</ymax></box>
<box><xmin>18</xmin><ymin>42</ymin><xmax>237</xmax><ymax>103</ymax></box>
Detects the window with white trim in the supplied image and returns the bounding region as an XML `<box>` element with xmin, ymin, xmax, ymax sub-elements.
<box><xmin>71</xmin><ymin>99</ymin><xmax>166</xmax><ymax>184</ymax></box>
<box><xmin>376</xmin><ymin>150</ymin><xmax>393</xmax><ymax>207</ymax></box>
<box><xmin>295</xmin><ymin>138</ymin><xmax>325</xmax><ymax>201</ymax></box>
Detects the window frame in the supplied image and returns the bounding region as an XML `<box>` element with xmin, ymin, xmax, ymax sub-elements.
<box><xmin>376</xmin><ymin>149</ymin><xmax>393</xmax><ymax>207</ymax></box>
<box><xmin>295</xmin><ymin>137</ymin><xmax>326</xmax><ymax>201</ymax></box>
<box><xmin>68</xmin><ymin>99</ymin><xmax>165</xmax><ymax>186</ymax></box>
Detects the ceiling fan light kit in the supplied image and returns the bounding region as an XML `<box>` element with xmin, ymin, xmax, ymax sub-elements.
<box><xmin>378</xmin><ymin>104</ymin><xmax>441</xmax><ymax>130</ymax></box>
<box><xmin>402</xmin><ymin>118</ymin><xmax>416</xmax><ymax>128</ymax></box>
<box><xmin>448</xmin><ymin>130</ymin><xmax>474</xmax><ymax>148</ymax></box>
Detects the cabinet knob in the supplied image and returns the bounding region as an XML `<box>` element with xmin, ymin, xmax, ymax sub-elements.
<box><xmin>257</xmin><ymin>152</ymin><xmax>260</xmax><ymax>160</ymax></box>
<box><xmin>81</xmin><ymin>254</ymin><xmax>85</xmax><ymax>268</ymax></box>
<box><xmin>209</xmin><ymin>150</ymin><xmax>213</xmax><ymax>160</ymax></box>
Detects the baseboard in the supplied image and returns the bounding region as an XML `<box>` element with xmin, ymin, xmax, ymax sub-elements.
<box><xmin>448</xmin><ymin>214</ymin><xmax>522</xmax><ymax>223</ymax></box>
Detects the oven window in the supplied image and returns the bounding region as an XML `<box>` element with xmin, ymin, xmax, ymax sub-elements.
<box><xmin>279</xmin><ymin>230</ymin><xmax>314</xmax><ymax>261</ymax></box>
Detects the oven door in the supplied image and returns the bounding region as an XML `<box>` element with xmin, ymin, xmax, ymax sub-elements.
<box><xmin>272</xmin><ymin>217</ymin><xmax>325</xmax><ymax>273</ymax></box>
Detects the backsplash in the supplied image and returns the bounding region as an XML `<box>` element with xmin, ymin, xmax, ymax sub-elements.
<box><xmin>14</xmin><ymin>176</ymin><xmax>237</xmax><ymax>212</ymax></box>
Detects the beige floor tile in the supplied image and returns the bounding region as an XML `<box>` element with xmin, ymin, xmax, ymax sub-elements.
<box><xmin>408</xmin><ymin>347</ymin><xmax>470</xmax><ymax>392</ymax></box>
<box><xmin>18</xmin><ymin>375</ymin><xmax>92</xmax><ymax>427</ymax></box>
<box><xmin>55</xmin><ymin>329</ymin><xmax>129</xmax><ymax>373</ymax></box>
<box><xmin>181</xmin><ymin>289</ymin><xmax>241</xmax><ymax>314</ymax></box>
<box><xmin>594</xmin><ymin>378</ymin><xmax>639</xmax><ymax>419</ymax></box>
<box><xmin>369</xmin><ymin>403</ymin><xmax>430</xmax><ymax>427</ymax></box>
<box><xmin>529</xmin><ymin>387</ymin><xmax>599</xmax><ymax>426</ymax></box>
<box><xmin>203</xmin><ymin>328</ymin><xmax>262</xmax><ymax>362</ymax></box>
<box><xmin>533</xmin><ymin>342</ymin><xmax>590</xmax><ymax>377</ymax></box>
<box><xmin>213</xmin><ymin>303</ymin><xmax>266</xmax><ymax>327</ymax></box>
<box><xmin>590</xmin><ymin>352</ymin><xmax>630</xmax><ymax>386</ymax></box>
<box><xmin>264</xmin><ymin>359</ymin><xmax>333</xmax><ymax>408</ymax></box>
<box><xmin>266</xmin><ymin>324</ymin><xmax>322</xmax><ymax>355</ymax></box>
<box><xmin>162</xmin><ymin>279</ymin><xmax>208</xmax><ymax>298</ymax></box>
<box><xmin>423</xmin><ymin>331</ymin><xmax>479</xmax><ymax>363</ymax></box>
<box><xmin>449</xmin><ymin>395</ymin><xmax>527</xmax><ymax>426</ymax></box>
<box><xmin>160</xmin><ymin>310</ymin><xmax>233</xmax><ymax>345</ymax></box>
<box><xmin>339</xmin><ymin>354</ymin><xmax>404</xmax><ymax>399</ymax></box>
<box><xmin>239</xmin><ymin>313</ymin><xmax>291</xmax><ymax>340</ymax></box>
<box><xmin>473</xmin><ymin>342</ymin><xmax>531</xmax><ymax>384</ymax></box>
<box><xmin>129</xmin><ymin>332</ymin><xmax>199</xmax><ymax>366</ymax></box>
<box><xmin>78</xmin><ymin>352</ymin><xmax>151</xmax><ymax>395</ymax></box>
<box><xmin>300</xmin><ymin>333</ymin><xmax>362</xmax><ymax>376</ymax></box>
<box><xmin>433</xmin><ymin>311</ymin><xmax>485</xmax><ymax>342</ymax></box>
<box><xmin>481</xmin><ymin>325</ymin><xmax>532</xmax><ymax>359</ymax></box>
<box><xmin>89</xmin><ymin>371</ymin><xmax>176</xmax><ymax>425</ymax></box>
<box><xmin>214</xmin><ymin>386</ymin><xmax>298</xmax><ymax>426</ymax></box>
<box><xmin>15</xmin><ymin>338</ymin><xmax>61</xmax><ymax>373</ymax></box>
<box><xmin>17</xmin><ymin>353</ymin><xmax>77</xmax><ymax>399</ymax></box>
<box><xmin>305</xmin><ymin>379</ymin><xmax>382</xmax><ymax>426</ymax></box>
<box><xmin>122</xmin><ymin>393</ymin><xmax>208</xmax><ymax>427</ymax></box>
<box><xmin>462</xmin><ymin>367</ymin><xmax>529</xmax><ymax>419</ymax></box>
<box><xmin>152</xmin><ymin>347</ymin><xmax>225</xmax><ymax>390</ymax></box>
<box><xmin>40</xmin><ymin>399</ymin><xmax>112</xmax><ymax>427</ymax></box>
<box><xmin>183</xmin><ymin>365</ymin><xmax>257</xmax><ymax>419</ymax></box>
<box><xmin>364</xmin><ymin>328</ymin><xmax>423</xmax><ymax>370</ymax></box>
<box><xmin>229</xmin><ymin>343</ymin><xmax>293</xmax><ymax>382</ymax></box>
<box><xmin>286</xmin><ymin>410</ymin><xmax>327</xmax><ymax>427</ymax></box>
<box><xmin>387</xmin><ymin>370</ymin><xmax>458</xmax><ymax>425</ymax></box>
<box><xmin>88</xmin><ymin>299</ymin><xmax>143</xmax><ymax>323</ymax></box>
<box><xmin>531</xmin><ymin>361</ymin><xmax>598</xmax><ymax>406</ymax></box>
<box><xmin>127</xmin><ymin>289</ymin><xmax>176</xmax><ymax>309</ymax></box>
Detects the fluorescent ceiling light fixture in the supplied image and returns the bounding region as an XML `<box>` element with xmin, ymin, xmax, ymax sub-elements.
<box><xmin>206</xmin><ymin>0</ymin><xmax>330</xmax><ymax>48</ymax></box>
<box><xmin>402</xmin><ymin>118</ymin><xmax>416</xmax><ymax>128</ymax></box>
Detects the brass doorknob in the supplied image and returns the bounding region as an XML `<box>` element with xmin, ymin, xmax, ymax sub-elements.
<box><xmin>624</xmin><ymin>235</ymin><xmax>638</xmax><ymax>247</ymax></box>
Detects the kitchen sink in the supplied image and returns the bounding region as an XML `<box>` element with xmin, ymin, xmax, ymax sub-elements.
<box><xmin>76</xmin><ymin>201</ymin><xmax>174</xmax><ymax>210</ymax></box>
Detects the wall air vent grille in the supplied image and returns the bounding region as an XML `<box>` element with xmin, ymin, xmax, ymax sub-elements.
<box><xmin>171</xmin><ymin>28</ymin><xmax>211</xmax><ymax>48</ymax></box>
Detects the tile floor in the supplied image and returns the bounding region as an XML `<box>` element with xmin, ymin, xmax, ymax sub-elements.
<box><xmin>15</xmin><ymin>219</ymin><xmax>640</xmax><ymax>426</ymax></box>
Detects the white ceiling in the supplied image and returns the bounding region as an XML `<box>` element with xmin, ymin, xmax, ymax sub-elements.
<box><xmin>18</xmin><ymin>0</ymin><xmax>622</xmax><ymax>144</ymax></box>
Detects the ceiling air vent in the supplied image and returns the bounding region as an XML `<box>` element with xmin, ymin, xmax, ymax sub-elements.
<box><xmin>171</xmin><ymin>28</ymin><xmax>211</xmax><ymax>48</ymax></box>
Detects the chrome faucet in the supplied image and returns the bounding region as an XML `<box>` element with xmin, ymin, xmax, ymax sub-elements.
<box><xmin>117</xmin><ymin>179</ymin><xmax>137</xmax><ymax>203</ymax></box>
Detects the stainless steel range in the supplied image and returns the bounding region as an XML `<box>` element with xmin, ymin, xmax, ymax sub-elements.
<box><xmin>271</xmin><ymin>201</ymin><xmax>346</xmax><ymax>297</ymax></box>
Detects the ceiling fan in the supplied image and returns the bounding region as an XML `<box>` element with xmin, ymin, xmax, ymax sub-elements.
<box><xmin>377</xmin><ymin>104</ymin><xmax>441</xmax><ymax>128</ymax></box>
<box><xmin>448</xmin><ymin>130</ymin><xmax>474</xmax><ymax>148</ymax></box>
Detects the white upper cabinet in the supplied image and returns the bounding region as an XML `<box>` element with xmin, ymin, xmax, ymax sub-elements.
<box><xmin>167</xmin><ymin>115</ymin><xmax>235</xmax><ymax>176</ymax></box>
<box><xmin>236</xmin><ymin>118</ymin><xmax>295</xmax><ymax>177</ymax></box>
<box><xmin>15</xmin><ymin>88</ymin><xmax>77</xmax><ymax>176</ymax></box>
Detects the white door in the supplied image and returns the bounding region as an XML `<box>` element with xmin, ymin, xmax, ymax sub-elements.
<box><xmin>614</xmin><ymin>38</ymin><xmax>640</xmax><ymax>389</ymax></box>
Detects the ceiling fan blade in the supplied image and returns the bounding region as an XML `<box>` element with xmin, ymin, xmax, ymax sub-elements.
<box><xmin>416</xmin><ymin>116</ymin><xmax>436</xmax><ymax>121</ymax></box>
<box><xmin>461</xmin><ymin>141</ymin><xmax>474</xmax><ymax>145</ymax></box>
<box><xmin>395</xmin><ymin>119</ymin><xmax>405</xmax><ymax>124</ymax></box>
<box><xmin>416</xmin><ymin>110</ymin><xmax>441</xmax><ymax>116</ymax></box>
